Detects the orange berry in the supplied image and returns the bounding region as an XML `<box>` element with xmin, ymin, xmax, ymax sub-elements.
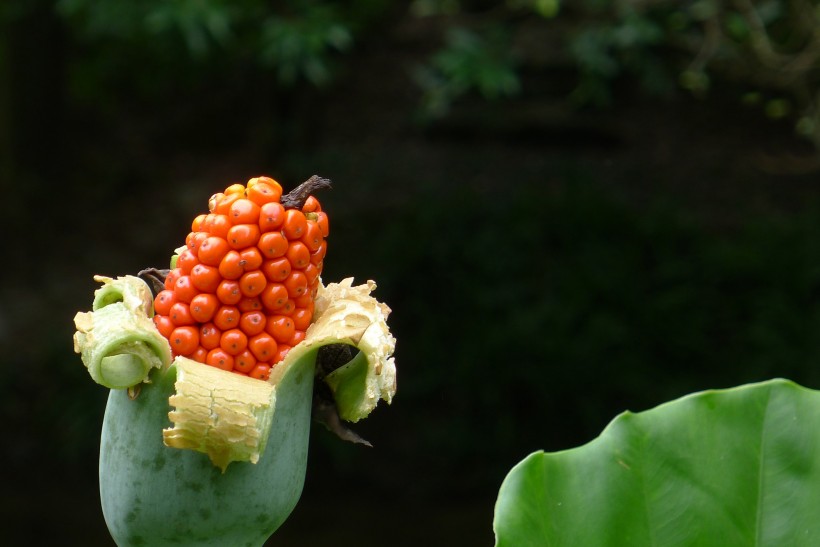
<box><xmin>260</xmin><ymin>283</ymin><xmax>288</xmax><ymax>311</ymax></box>
<box><xmin>302</xmin><ymin>195</ymin><xmax>321</xmax><ymax>213</ymax></box>
<box><xmin>216</xmin><ymin>279</ymin><xmax>243</xmax><ymax>305</ymax></box>
<box><xmin>238</xmin><ymin>296</ymin><xmax>263</xmax><ymax>313</ymax></box>
<box><xmin>224</xmin><ymin>183</ymin><xmax>246</xmax><ymax>195</ymax></box>
<box><xmin>164</xmin><ymin>268</ymin><xmax>182</xmax><ymax>291</ymax></box>
<box><xmin>190</xmin><ymin>263</ymin><xmax>221</xmax><ymax>293</ymax></box>
<box><xmin>266</xmin><ymin>315</ymin><xmax>295</xmax><ymax>344</ymax></box>
<box><xmin>190</xmin><ymin>346</ymin><xmax>208</xmax><ymax>363</ymax></box>
<box><xmin>170</xmin><ymin>326</ymin><xmax>199</xmax><ymax>355</ymax></box>
<box><xmin>303</xmin><ymin>263</ymin><xmax>320</xmax><ymax>286</ymax></box>
<box><xmin>229</xmin><ymin>198</ymin><xmax>261</xmax><ymax>225</ymax></box>
<box><xmin>262</xmin><ymin>257</ymin><xmax>291</xmax><ymax>282</ymax></box>
<box><xmin>279</xmin><ymin>299</ymin><xmax>296</xmax><ymax>316</ymax></box>
<box><xmin>176</xmin><ymin>248</ymin><xmax>199</xmax><ymax>275</ymax></box>
<box><xmin>154</xmin><ymin>290</ymin><xmax>177</xmax><ymax>316</ymax></box>
<box><xmin>220</xmin><ymin>328</ymin><xmax>248</xmax><ymax>356</ymax></box>
<box><xmin>239</xmin><ymin>270</ymin><xmax>267</xmax><ymax>297</ymax></box>
<box><xmin>259</xmin><ymin>202</ymin><xmax>285</xmax><ymax>232</ymax></box>
<box><xmin>234</xmin><ymin>349</ymin><xmax>257</xmax><ymax>374</ymax></box>
<box><xmin>213</xmin><ymin>305</ymin><xmax>240</xmax><ymax>331</ymax></box>
<box><xmin>169</xmin><ymin>302</ymin><xmax>195</xmax><ymax>326</ymax></box>
<box><xmin>206</xmin><ymin>348</ymin><xmax>234</xmax><ymax>371</ymax></box>
<box><xmin>283</xmin><ymin>209</ymin><xmax>307</xmax><ymax>240</ymax></box>
<box><xmin>315</xmin><ymin>211</ymin><xmax>329</xmax><ymax>237</ymax></box>
<box><xmin>192</xmin><ymin>214</ymin><xmax>208</xmax><ymax>232</ymax></box>
<box><xmin>286</xmin><ymin>241</ymin><xmax>310</xmax><ymax>270</ymax></box>
<box><xmin>227</xmin><ymin>223</ymin><xmax>260</xmax><ymax>249</ymax></box>
<box><xmin>301</xmin><ymin>221</ymin><xmax>323</xmax><ymax>252</ymax></box>
<box><xmin>209</xmin><ymin>214</ymin><xmax>231</xmax><ymax>238</ymax></box>
<box><xmin>189</xmin><ymin>293</ymin><xmax>219</xmax><ymax>323</ymax></box>
<box><xmin>239</xmin><ymin>311</ymin><xmax>267</xmax><ymax>336</ymax></box>
<box><xmin>248</xmin><ymin>332</ymin><xmax>278</xmax><ymax>362</ymax></box>
<box><xmin>218</xmin><ymin>250</ymin><xmax>244</xmax><ymax>280</ymax></box>
<box><xmin>274</xmin><ymin>344</ymin><xmax>291</xmax><ymax>364</ymax></box>
<box><xmin>291</xmin><ymin>307</ymin><xmax>312</xmax><ymax>331</ymax></box>
<box><xmin>173</xmin><ymin>275</ymin><xmax>199</xmax><ymax>303</ymax></box>
<box><xmin>200</xmin><ymin>322</ymin><xmax>221</xmax><ymax>350</ymax></box>
<box><xmin>198</xmin><ymin>236</ymin><xmax>230</xmax><ymax>266</ymax></box>
<box><xmin>154</xmin><ymin>315</ymin><xmax>175</xmax><ymax>338</ymax></box>
<box><xmin>247</xmin><ymin>182</ymin><xmax>280</xmax><ymax>206</ymax></box>
<box><xmin>238</xmin><ymin>247</ymin><xmax>264</xmax><ymax>272</ymax></box>
<box><xmin>287</xmin><ymin>329</ymin><xmax>306</xmax><ymax>346</ymax></box>
<box><xmin>283</xmin><ymin>270</ymin><xmax>308</xmax><ymax>298</ymax></box>
<box><xmin>249</xmin><ymin>363</ymin><xmax>271</xmax><ymax>381</ymax></box>
<box><xmin>310</xmin><ymin>241</ymin><xmax>326</xmax><ymax>266</ymax></box>
<box><xmin>258</xmin><ymin>231</ymin><xmax>288</xmax><ymax>259</ymax></box>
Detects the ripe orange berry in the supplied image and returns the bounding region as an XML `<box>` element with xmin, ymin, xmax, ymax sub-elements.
<box><xmin>274</xmin><ymin>344</ymin><xmax>291</xmax><ymax>364</ymax></box>
<box><xmin>237</xmin><ymin>296</ymin><xmax>263</xmax><ymax>313</ymax></box>
<box><xmin>239</xmin><ymin>311</ymin><xmax>266</xmax><ymax>336</ymax></box>
<box><xmin>209</xmin><ymin>214</ymin><xmax>231</xmax><ymax>239</ymax></box>
<box><xmin>206</xmin><ymin>348</ymin><xmax>234</xmax><ymax>371</ymax></box>
<box><xmin>301</xmin><ymin>221</ymin><xmax>323</xmax><ymax>252</ymax></box>
<box><xmin>239</xmin><ymin>270</ymin><xmax>267</xmax><ymax>297</ymax></box>
<box><xmin>220</xmin><ymin>328</ymin><xmax>248</xmax><ymax>356</ymax></box>
<box><xmin>229</xmin><ymin>198</ymin><xmax>261</xmax><ymax>225</ymax></box>
<box><xmin>287</xmin><ymin>329</ymin><xmax>306</xmax><ymax>346</ymax></box>
<box><xmin>215</xmin><ymin>192</ymin><xmax>242</xmax><ymax>215</ymax></box>
<box><xmin>177</xmin><ymin>248</ymin><xmax>199</xmax><ymax>275</ymax></box>
<box><xmin>198</xmin><ymin>236</ymin><xmax>230</xmax><ymax>266</ymax></box>
<box><xmin>154</xmin><ymin>290</ymin><xmax>177</xmax><ymax>316</ymax></box>
<box><xmin>291</xmin><ymin>307</ymin><xmax>312</xmax><ymax>331</ymax></box>
<box><xmin>218</xmin><ymin>250</ymin><xmax>244</xmax><ymax>280</ymax></box>
<box><xmin>283</xmin><ymin>209</ymin><xmax>307</xmax><ymax>240</ymax></box>
<box><xmin>154</xmin><ymin>315</ymin><xmax>175</xmax><ymax>338</ymax></box>
<box><xmin>286</xmin><ymin>241</ymin><xmax>310</xmax><ymax>270</ymax></box>
<box><xmin>190</xmin><ymin>263</ymin><xmax>221</xmax><ymax>293</ymax></box>
<box><xmin>200</xmin><ymin>322</ymin><xmax>221</xmax><ymax>350</ymax></box>
<box><xmin>260</xmin><ymin>283</ymin><xmax>288</xmax><ymax>311</ymax></box>
<box><xmin>173</xmin><ymin>275</ymin><xmax>199</xmax><ymax>303</ymax></box>
<box><xmin>258</xmin><ymin>231</ymin><xmax>288</xmax><ymax>259</ymax></box>
<box><xmin>259</xmin><ymin>202</ymin><xmax>285</xmax><ymax>232</ymax></box>
<box><xmin>169</xmin><ymin>302</ymin><xmax>195</xmax><ymax>326</ymax></box>
<box><xmin>283</xmin><ymin>270</ymin><xmax>308</xmax><ymax>298</ymax></box>
<box><xmin>302</xmin><ymin>195</ymin><xmax>321</xmax><ymax>213</ymax></box>
<box><xmin>315</xmin><ymin>211</ymin><xmax>329</xmax><ymax>237</ymax></box>
<box><xmin>247</xmin><ymin>182</ymin><xmax>280</xmax><ymax>207</ymax></box>
<box><xmin>170</xmin><ymin>326</ymin><xmax>199</xmax><ymax>355</ymax></box>
<box><xmin>190</xmin><ymin>346</ymin><xmax>208</xmax><ymax>363</ymax></box>
<box><xmin>266</xmin><ymin>315</ymin><xmax>295</xmax><ymax>344</ymax></box>
<box><xmin>216</xmin><ymin>279</ymin><xmax>242</xmax><ymax>305</ymax></box>
<box><xmin>227</xmin><ymin>223</ymin><xmax>260</xmax><ymax>249</ymax></box>
<box><xmin>234</xmin><ymin>349</ymin><xmax>257</xmax><ymax>374</ymax></box>
<box><xmin>238</xmin><ymin>247</ymin><xmax>264</xmax><ymax>272</ymax></box>
<box><xmin>249</xmin><ymin>364</ymin><xmax>271</xmax><ymax>381</ymax></box>
<box><xmin>189</xmin><ymin>293</ymin><xmax>219</xmax><ymax>323</ymax></box>
<box><xmin>164</xmin><ymin>268</ymin><xmax>182</xmax><ymax>291</ymax></box>
<box><xmin>213</xmin><ymin>305</ymin><xmax>240</xmax><ymax>331</ymax></box>
<box><xmin>248</xmin><ymin>333</ymin><xmax>277</xmax><ymax>362</ymax></box>
<box><xmin>262</xmin><ymin>257</ymin><xmax>291</xmax><ymax>282</ymax></box>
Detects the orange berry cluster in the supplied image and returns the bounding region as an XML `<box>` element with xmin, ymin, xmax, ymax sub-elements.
<box><xmin>152</xmin><ymin>176</ymin><xmax>328</xmax><ymax>381</ymax></box>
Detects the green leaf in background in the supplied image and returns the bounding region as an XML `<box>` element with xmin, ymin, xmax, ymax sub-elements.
<box><xmin>493</xmin><ymin>378</ymin><xmax>820</xmax><ymax>546</ymax></box>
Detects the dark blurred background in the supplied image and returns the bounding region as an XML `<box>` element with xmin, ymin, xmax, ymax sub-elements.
<box><xmin>4</xmin><ymin>0</ymin><xmax>820</xmax><ymax>545</ymax></box>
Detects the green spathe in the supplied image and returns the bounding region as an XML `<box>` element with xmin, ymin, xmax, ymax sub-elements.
<box><xmin>74</xmin><ymin>275</ymin><xmax>171</xmax><ymax>389</ymax></box>
<box><xmin>493</xmin><ymin>378</ymin><xmax>820</xmax><ymax>546</ymax></box>
<box><xmin>100</xmin><ymin>353</ymin><xmax>315</xmax><ymax>547</ymax></box>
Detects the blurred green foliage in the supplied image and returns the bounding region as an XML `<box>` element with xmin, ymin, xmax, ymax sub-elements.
<box><xmin>50</xmin><ymin>0</ymin><xmax>820</xmax><ymax>148</ymax></box>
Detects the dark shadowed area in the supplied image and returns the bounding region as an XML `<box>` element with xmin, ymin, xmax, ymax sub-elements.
<box><xmin>4</xmin><ymin>1</ymin><xmax>820</xmax><ymax>545</ymax></box>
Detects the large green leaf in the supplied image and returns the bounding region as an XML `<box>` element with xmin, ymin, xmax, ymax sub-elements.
<box><xmin>494</xmin><ymin>379</ymin><xmax>820</xmax><ymax>546</ymax></box>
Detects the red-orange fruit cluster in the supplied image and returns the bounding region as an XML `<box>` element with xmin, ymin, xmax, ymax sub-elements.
<box><xmin>152</xmin><ymin>176</ymin><xmax>329</xmax><ymax>381</ymax></box>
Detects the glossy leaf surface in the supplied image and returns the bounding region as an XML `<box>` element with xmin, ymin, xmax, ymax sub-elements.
<box><xmin>494</xmin><ymin>379</ymin><xmax>820</xmax><ymax>546</ymax></box>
